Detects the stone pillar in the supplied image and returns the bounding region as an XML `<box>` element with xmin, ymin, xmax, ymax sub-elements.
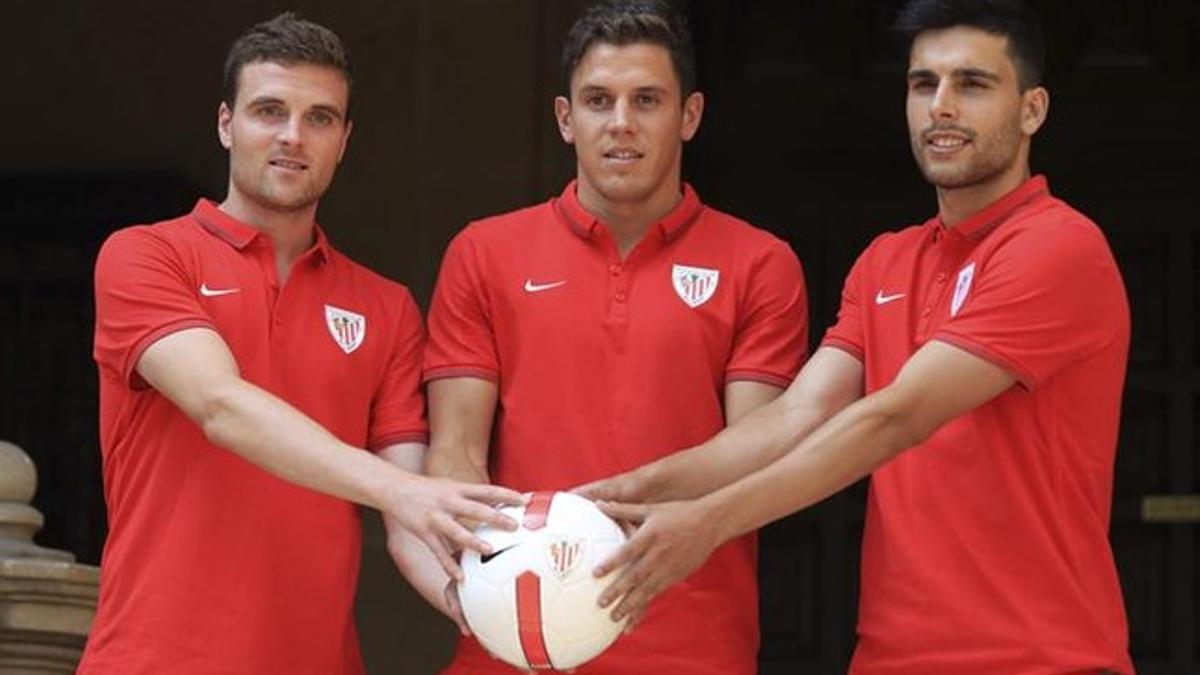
<box><xmin>0</xmin><ymin>440</ymin><xmax>100</xmax><ymax>674</ymax></box>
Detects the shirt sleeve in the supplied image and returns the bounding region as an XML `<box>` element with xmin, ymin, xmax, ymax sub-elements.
<box><xmin>821</xmin><ymin>243</ymin><xmax>869</xmax><ymax>360</ymax></box>
<box><xmin>933</xmin><ymin>218</ymin><xmax>1128</xmax><ymax>389</ymax></box>
<box><xmin>423</xmin><ymin>227</ymin><xmax>500</xmax><ymax>382</ymax></box>
<box><xmin>368</xmin><ymin>288</ymin><xmax>430</xmax><ymax>449</ymax></box>
<box><xmin>93</xmin><ymin>227</ymin><xmax>214</xmax><ymax>389</ymax></box>
<box><xmin>725</xmin><ymin>238</ymin><xmax>809</xmax><ymax>388</ymax></box>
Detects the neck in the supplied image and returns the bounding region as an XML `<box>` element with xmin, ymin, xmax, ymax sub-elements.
<box><xmin>936</xmin><ymin>163</ymin><xmax>1031</xmax><ymax>229</ymax></box>
<box><xmin>219</xmin><ymin>189</ymin><xmax>318</xmax><ymax>282</ymax></box>
<box><xmin>576</xmin><ymin>177</ymin><xmax>684</xmax><ymax>258</ymax></box>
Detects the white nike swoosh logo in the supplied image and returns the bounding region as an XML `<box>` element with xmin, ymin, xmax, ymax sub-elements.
<box><xmin>524</xmin><ymin>279</ymin><xmax>566</xmax><ymax>293</ymax></box>
<box><xmin>875</xmin><ymin>290</ymin><xmax>906</xmax><ymax>305</ymax></box>
<box><xmin>200</xmin><ymin>283</ymin><xmax>241</xmax><ymax>297</ymax></box>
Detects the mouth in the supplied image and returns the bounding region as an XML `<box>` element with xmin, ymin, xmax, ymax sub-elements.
<box><xmin>923</xmin><ymin>129</ymin><xmax>972</xmax><ymax>155</ymax></box>
<box><xmin>268</xmin><ymin>158</ymin><xmax>309</xmax><ymax>171</ymax></box>
<box><xmin>602</xmin><ymin>148</ymin><xmax>644</xmax><ymax>163</ymax></box>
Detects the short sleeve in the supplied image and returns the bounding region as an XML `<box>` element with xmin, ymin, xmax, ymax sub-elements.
<box><xmin>933</xmin><ymin>220</ymin><xmax>1128</xmax><ymax>389</ymax></box>
<box><xmin>423</xmin><ymin>228</ymin><xmax>500</xmax><ymax>382</ymax></box>
<box><xmin>93</xmin><ymin>227</ymin><xmax>214</xmax><ymax>388</ymax></box>
<box><xmin>725</xmin><ymin>239</ymin><xmax>809</xmax><ymax>387</ymax></box>
<box><xmin>368</xmin><ymin>289</ymin><xmax>429</xmax><ymax>449</ymax></box>
<box><xmin>821</xmin><ymin>245</ymin><xmax>869</xmax><ymax>360</ymax></box>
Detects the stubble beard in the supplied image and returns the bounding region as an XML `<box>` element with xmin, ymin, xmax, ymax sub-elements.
<box><xmin>913</xmin><ymin>121</ymin><xmax>1023</xmax><ymax>191</ymax></box>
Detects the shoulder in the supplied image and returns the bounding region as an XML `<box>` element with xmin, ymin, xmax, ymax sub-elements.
<box><xmin>987</xmin><ymin>198</ymin><xmax>1117</xmax><ymax>270</ymax></box>
<box><xmin>457</xmin><ymin>200</ymin><xmax>556</xmax><ymax>244</ymax></box>
<box><xmin>853</xmin><ymin>220</ymin><xmax>930</xmax><ymax>266</ymax></box>
<box><xmin>691</xmin><ymin>205</ymin><xmax>800</xmax><ymax>263</ymax></box>
<box><xmin>96</xmin><ymin>214</ymin><xmax>197</xmax><ymax>268</ymax></box>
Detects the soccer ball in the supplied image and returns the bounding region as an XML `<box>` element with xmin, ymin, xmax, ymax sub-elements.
<box><xmin>458</xmin><ymin>491</ymin><xmax>628</xmax><ymax>670</ymax></box>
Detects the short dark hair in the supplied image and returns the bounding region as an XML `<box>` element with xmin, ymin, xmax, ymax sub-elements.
<box><xmin>561</xmin><ymin>0</ymin><xmax>696</xmax><ymax>96</ymax></box>
<box><xmin>895</xmin><ymin>0</ymin><xmax>1045</xmax><ymax>90</ymax></box>
<box><xmin>222</xmin><ymin>13</ymin><xmax>353</xmax><ymax>113</ymax></box>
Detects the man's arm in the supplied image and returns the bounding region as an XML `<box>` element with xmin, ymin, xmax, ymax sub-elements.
<box><xmin>580</xmin><ymin>347</ymin><xmax>864</xmax><ymax>503</ymax></box>
<box><xmin>378</xmin><ymin>442</ymin><xmax>469</xmax><ymax>634</ymax></box>
<box><xmin>136</xmin><ymin>327</ymin><xmax>522</xmax><ymax>579</ymax></box>
<box><xmin>425</xmin><ymin>377</ymin><xmax>497</xmax><ymax>484</ymax></box>
<box><xmin>596</xmin><ymin>340</ymin><xmax>1015</xmax><ymax>622</ymax></box>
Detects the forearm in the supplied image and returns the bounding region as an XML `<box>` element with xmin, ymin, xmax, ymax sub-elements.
<box><xmin>708</xmin><ymin>390</ymin><xmax>917</xmax><ymax>543</ymax></box>
<box><xmin>425</xmin><ymin>377</ymin><xmax>496</xmax><ymax>485</ymax></box>
<box><xmin>388</xmin><ymin>526</ymin><xmax>454</xmax><ymax>614</ymax></box>
<box><xmin>642</xmin><ymin>393</ymin><xmax>836</xmax><ymax>502</ymax></box>
<box><xmin>197</xmin><ymin>378</ymin><xmax>406</xmax><ymax>510</ymax></box>
<box><xmin>425</xmin><ymin>438</ymin><xmax>490</xmax><ymax>484</ymax></box>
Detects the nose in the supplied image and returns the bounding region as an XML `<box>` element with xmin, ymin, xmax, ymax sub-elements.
<box><xmin>277</xmin><ymin>114</ymin><xmax>304</xmax><ymax>146</ymax></box>
<box><xmin>929</xmin><ymin>81</ymin><xmax>957</xmax><ymax>121</ymax></box>
<box><xmin>607</xmin><ymin>98</ymin><xmax>636</xmax><ymax>135</ymax></box>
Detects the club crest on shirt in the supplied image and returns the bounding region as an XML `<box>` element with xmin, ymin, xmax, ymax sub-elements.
<box><xmin>951</xmin><ymin>262</ymin><xmax>976</xmax><ymax>317</ymax></box>
<box><xmin>672</xmin><ymin>264</ymin><xmax>720</xmax><ymax>308</ymax></box>
<box><xmin>545</xmin><ymin>536</ymin><xmax>586</xmax><ymax>580</ymax></box>
<box><xmin>325</xmin><ymin>304</ymin><xmax>366</xmax><ymax>354</ymax></box>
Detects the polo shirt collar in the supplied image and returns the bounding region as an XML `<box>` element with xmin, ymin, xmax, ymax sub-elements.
<box><xmin>191</xmin><ymin>198</ymin><xmax>332</xmax><ymax>264</ymax></box>
<box><xmin>553</xmin><ymin>180</ymin><xmax>704</xmax><ymax>242</ymax></box>
<box><xmin>938</xmin><ymin>175</ymin><xmax>1050</xmax><ymax>241</ymax></box>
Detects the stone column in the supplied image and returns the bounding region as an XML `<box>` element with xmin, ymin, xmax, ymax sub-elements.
<box><xmin>0</xmin><ymin>440</ymin><xmax>100</xmax><ymax>674</ymax></box>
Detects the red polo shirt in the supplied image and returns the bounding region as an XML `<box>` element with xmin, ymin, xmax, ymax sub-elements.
<box><xmin>824</xmin><ymin>176</ymin><xmax>1133</xmax><ymax>674</ymax></box>
<box><xmin>83</xmin><ymin>200</ymin><xmax>427</xmax><ymax>675</ymax></box>
<box><xmin>426</xmin><ymin>181</ymin><xmax>808</xmax><ymax>674</ymax></box>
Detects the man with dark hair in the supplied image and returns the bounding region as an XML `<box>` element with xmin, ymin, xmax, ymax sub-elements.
<box><xmin>81</xmin><ymin>13</ymin><xmax>520</xmax><ymax>675</ymax></box>
<box><xmin>583</xmin><ymin>0</ymin><xmax>1135</xmax><ymax>672</ymax></box>
<box><xmin>423</xmin><ymin>0</ymin><xmax>808</xmax><ymax>672</ymax></box>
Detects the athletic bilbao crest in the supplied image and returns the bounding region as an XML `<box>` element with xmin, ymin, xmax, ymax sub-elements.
<box><xmin>545</xmin><ymin>536</ymin><xmax>585</xmax><ymax>580</ymax></box>
<box><xmin>672</xmin><ymin>264</ymin><xmax>720</xmax><ymax>308</ymax></box>
<box><xmin>951</xmin><ymin>262</ymin><xmax>976</xmax><ymax>317</ymax></box>
<box><xmin>325</xmin><ymin>305</ymin><xmax>366</xmax><ymax>354</ymax></box>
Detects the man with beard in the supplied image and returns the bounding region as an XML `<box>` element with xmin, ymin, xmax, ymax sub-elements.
<box><xmin>582</xmin><ymin>1</ymin><xmax>1134</xmax><ymax>673</ymax></box>
<box><xmin>423</xmin><ymin>1</ymin><xmax>808</xmax><ymax>672</ymax></box>
<box><xmin>83</xmin><ymin>13</ymin><xmax>520</xmax><ymax>675</ymax></box>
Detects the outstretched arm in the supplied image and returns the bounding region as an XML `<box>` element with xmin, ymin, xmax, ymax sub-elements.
<box><xmin>579</xmin><ymin>346</ymin><xmax>864</xmax><ymax>503</ymax></box>
<box><xmin>596</xmin><ymin>340</ymin><xmax>1015</xmax><ymax>624</ymax></box>
<box><xmin>136</xmin><ymin>327</ymin><xmax>522</xmax><ymax>580</ymax></box>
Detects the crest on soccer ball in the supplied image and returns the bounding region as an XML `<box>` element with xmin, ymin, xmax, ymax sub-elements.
<box><xmin>950</xmin><ymin>262</ymin><xmax>976</xmax><ymax>318</ymax></box>
<box><xmin>545</xmin><ymin>536</ymin><xmax>586</xmax><ymax>580</ymax></box>
<box><xmin>325</xmin><ymin>304</ymin><xmax>366</xmax><ymax>354</ymax></box>
<box><xmin>672</xmin><ymin>264</ymin><xmax>720</xmax><ymax>308</ymax></box>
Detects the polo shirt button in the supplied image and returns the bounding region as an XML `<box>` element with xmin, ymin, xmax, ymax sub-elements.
<box><xmin>609</xmin><ymin>263</ymin><xmax>622</xmax><ymax>275</ymax></box>
<box><xmin>615</xmin><ymin>291</ymin><xmax>627</xmax><ymax>302</ymax></box>
<box><xmin>936</xmin><ymin>273</ymin><xmax>947</xmax><ymax>283</ymax></box>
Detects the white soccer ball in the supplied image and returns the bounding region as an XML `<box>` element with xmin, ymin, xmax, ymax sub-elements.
<box><xmin>458</xmin><ymin>491</ymin><xmax>628</xmax><ymax>670</ymax></box>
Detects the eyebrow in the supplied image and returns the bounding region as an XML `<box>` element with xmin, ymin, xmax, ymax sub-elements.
<box><xmin>907</xmin><ymin>67</ymin><xmax>1002</xmax><ymax>82</ymax></box>
<box><xmin>246</xmin><ymin>97</ymin><xmax>344</xmax><ymax>120</ymax></box>
<box><xmin>577</xmin><ymin>84</ymin><xmax>669</xmax><ymax>95</ymax></box>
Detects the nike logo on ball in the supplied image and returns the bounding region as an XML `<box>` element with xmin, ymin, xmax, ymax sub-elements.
<box><xmin>200</xmin><ymin>283</ymin><xmax>241</xmax><ymax>297</ymax></box>
<box><xmin>524</xmin><ymin>279</ymin><xmax>566</xmax><ymax>293</ymax></box>
<box><xmin>875</xmin><ymin>290</ymin><xmax>906</xmax><ymax>305</ymax></box>
<box><xmin>481</xmin><ymin>545</ymin><xmax>518</xmax><ymax>564</ymax></box>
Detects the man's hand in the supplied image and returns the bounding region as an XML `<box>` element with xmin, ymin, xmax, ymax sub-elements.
<box><xmin>591</xmin><ymin>499</ymin><xmax>722</xmax><ymax>628</ymax></box>
<box><xmin>443</xmin><ymin>580</ymin><xmax>470</xmax><ymax>635</ymax></box>
<box><xmin>573</xmin><ymin>468</ymin><xmax>651</xmax><ymax>504</ymax></box>
<box><xmin>382</xmin><ymin>476</ymin><xmax>524</xmax><ymax>582</ymax></box>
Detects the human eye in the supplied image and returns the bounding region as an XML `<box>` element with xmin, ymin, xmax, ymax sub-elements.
<box><xmin>307</xmin><ymin>110</ymin><xmax>337</xmax><ymax>127</ymax></box>
<box><xmin>254</xmin><ymin>103</ymin><xmax>287</xmax><ymax>120</ymax></box>
<box><xmin>635</xmin><ymin>92</ymin><xmax>660</xmax><ymax>107</ymax></box>
<box><xmin>584</xmin><ymin>92</ymin><xmax>610</xmax><ymax>109</ymax></box>
<box><xmin>908</xmin><ymin>78</ymin><xmax>936</xmax><ymax>92</ymax></box>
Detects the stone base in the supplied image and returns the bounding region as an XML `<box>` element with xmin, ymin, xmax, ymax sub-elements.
<box><xmin>0</xmin><ymin>558</ymin><xmax>99</xmax><ymax>674</ymax></box>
